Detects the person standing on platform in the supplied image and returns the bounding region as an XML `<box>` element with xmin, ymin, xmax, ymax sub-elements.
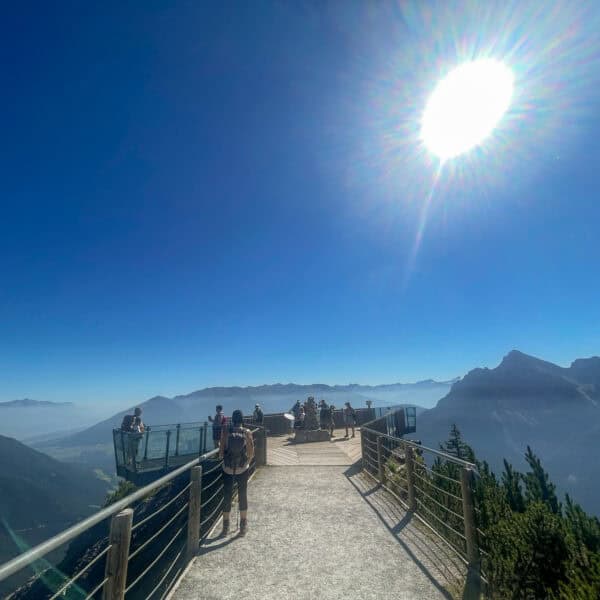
<box><xmin>208</xmin><ymin>405</ymin><xmax>226</xmax><ymax>449</ymax></box>
<box><xmin>343</xmin><ymin>402</ymin><xmax>356</xmax><ymax>438</ymax></box>
<box><xmin>219</xmin><ymin>409</ymin><xmax>254</xmax><ymax>536</ymax></box>
<box><xmin>253</xmin><ymin>403</ymin><xmax>264</xmax><ymax>426</ymax></box>
<box><xmin>329</xmin><ymin>404</ymin><xmax>336</xmax><ymax>437</ymax></box>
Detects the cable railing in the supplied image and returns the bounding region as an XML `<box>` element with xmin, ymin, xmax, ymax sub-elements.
<box><xmin>0</xmin><ymin>426</ymin><xmax>266</xmax><ymax>600</ymax></box>
<box><xmin>360</xmin><ymin>420</ymin><xmax>482</xmax><ymax>583</ymax></box>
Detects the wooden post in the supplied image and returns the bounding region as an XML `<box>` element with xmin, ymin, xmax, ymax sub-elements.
<box><xmin>377</xmin><ymin>435</ymin><xmax>386</xmax><ymax>484</ymax></box>
<box><xmin>103</xmin><ymin>508</ymin><xmax>133</xmax><ymax>600</ymax></box>
<box><xmin>461</xmin><ymin>466</ymin><xmax>480</xmax><ymax>567</ymax></box>
<box><xmin>260</xmin><ymin>427</ymin><xmax>267</xmax><ymax>466</ymax></box>
<box><xmin>405</xmin><ymin>445</ymin><xmax>417</xmax><ymax>511</ymax></box>
<box><xmin>360</xmin><ymin>431</ymin><xmax>366</xmax><ymax>469</ymax></box>
<box><xmin>186</xmin><ymin>465</ymin><xmax>202</xmax><ymax>561</ymax></box>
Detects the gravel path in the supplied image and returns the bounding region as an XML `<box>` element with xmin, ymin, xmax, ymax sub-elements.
<box><xmin>171</xmin><ymin>465</ymin><xmax>458</xmax><ymax>600</ymax></box>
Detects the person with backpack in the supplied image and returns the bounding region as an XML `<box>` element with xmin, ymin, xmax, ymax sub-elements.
<box><xmin>120</xmin><ymin>408</ymin><xmax>144</xmax><ymax>464</ymax></box>
<box><xmin>219</xmin><ymin>409</ymin><xmax>254</xmax><ymax>536</ymax></box>
<box><xmin>208</xmin><ymin>405</ymin><xmax>226</xmax><ymax>449</ymax></box>
<box><xmin>343</xmin><ymin>402</ymin><xmax>356</xmax><ymax>438</ymax></box>
<box><xmin>253</xmin><ymin>403</ymin><xmax>264</xmax><ymax>426</ymax></box>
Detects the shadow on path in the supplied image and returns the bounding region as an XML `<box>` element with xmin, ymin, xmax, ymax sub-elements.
<box><xmin>344</xmin><ymin>461</ymin><xmax>454</xmax><ymax>600</ymax></box>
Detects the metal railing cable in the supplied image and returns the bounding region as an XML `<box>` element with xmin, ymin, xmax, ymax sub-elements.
<box><xmin>200</xmin><ymin>499</ymin><xmax>224</xmax><ymax>531</ymax></box>
<box><xmin>201</xmin><ymin>484</ymin><xmax>224</xmax><ymax>509</ymax></box>
<box><xmin>85</xmin><ymin>577</ymin><xmax>109</xmax><ymax>600</ymax></box>
<box><xmin>146</xmin><ymin>540</ymin><xmax>187</xmax><ymax>600</ymax></box>
<box><xmin>412</xmin><ymin>470</ymin><xmax>464</xmax><ymax>503</ymax></box>
<box><xmin>0</xmin><ymin>424</ymin><xmax>267</xmax><ymax>600</ymax></box>
<box><xmin>360</xmin><ymin>419</ymin><xmax>481</xmax><ymax>580</ymax></box>
<box><xmin>131</xmin><ymin>482</ymin><xmax>192</xmax><ymax>532</ymax></box>
<box><xmin>129</xmin><ymin>503</ymin><xmax>189</xmax><ymax>561</ymax></box>
<box><xmin>0</xmin><ymin>448</ymin><xmax>218</xmax><ymax>583</ymax></box>
<box><xmin>125</xmin><ymin>524</ymin><xmax>186</xmax><ymax>593</ymax></box>
<box><xmin>201</xmin><ymin>471</ymin><xmax>223</xmax><ymax>492</ymax></box>
<box><xmin>414</xmin><ymin>484</ymin><xmax>466</xmax><ymax>522</ymax></box>
<box><xmin>47</xmin><ymin>544</ymin><xmax>112</xmax><ymax>600</ymax></box>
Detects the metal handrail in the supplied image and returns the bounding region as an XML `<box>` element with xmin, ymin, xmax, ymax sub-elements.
<box><xmin>0</xmin><ymin>421</ymin><xmax>266</xmax><ymax>599</ymax></box>
<box><xmin>0</xmin><ymin>448</ymin><xmax>218</xmax><ymax>583</ymax></box>
<box><xmin>360</xmin><ymin>425</ymin><xmax>477</xmax><ymax>469</ymax></box>
<box><xmin>360</xmin><ymin>418</ymin><xmax>481</xmax><ymax>581</ymax></box>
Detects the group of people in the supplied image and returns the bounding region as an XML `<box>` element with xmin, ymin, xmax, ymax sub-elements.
<box><xmin>119</xmin><ymin>399</ymin><xmax>359</xmax><ymax>539</ymax></box>
<box><xmin>208</xmin><ymin>404</ymin><xmax>264</xmax><ymax>448</ymax></box>
<box><xmin>290</xmin><ymin>399</ymin><xmax>358</xmax><ymax>438</ymax></box>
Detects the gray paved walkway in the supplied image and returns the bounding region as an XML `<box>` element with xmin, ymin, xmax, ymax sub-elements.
<box><xmin>171</xmin><ymin>465</ymin><xmax>462</xmax><ymax>600</ymax></box>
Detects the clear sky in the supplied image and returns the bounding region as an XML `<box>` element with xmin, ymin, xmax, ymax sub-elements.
<box><xmin>2</xmin><ymin>1</ymin><xmax>600</xmax><ymax>410</ymax></box>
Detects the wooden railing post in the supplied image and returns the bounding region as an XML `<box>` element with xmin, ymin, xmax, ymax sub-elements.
<box><xmin>377</xmin><ymin>435</ymin><xmax>386</xmax><ymax>484</ymax></box>
<box><xmin>461</xmin><ymin>466</ymin><xmax>480</xmax><ymax>567</ymax></box>
<box><xmin>405</xmin><ymin>445</ymin><xmax>417</xmax><ymax>511</ymax></box>
<box><xmin>103</xmin><ymin>508</ymin><xmax>133</xmax><ymax>600</ymax></box>
<box><xmin>252</xmin><ymin>427</ymin><xmax>266</xmax><ymax>467</ymax></box>
<box><xmin>360</xmin><ymin>431</ymin><xmax>366</xmax><ymax>469</ymax></box>
<box><xmin>260</xmin><ymin>427</ymin><xmax>267</xmax><ymax>466</ymax></box>
<box><xmin>186</xmin><ymin>465</ymin><xmax>202</xmax><ymax>561</ymax></box>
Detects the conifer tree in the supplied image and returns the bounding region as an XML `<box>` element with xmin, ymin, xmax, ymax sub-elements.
<box><xmin>439</xmin><ymin>423</ymin><xmax>475</xmax><ymax>462</ymax></box>
<box><xmin>523</xmin><ymin>446</ymin><xmax>561</xmax><ymax>515</ymax></box>
<box><xmin>502</xmin><ymin>459</ymin><xmax>525</xmax><ymax>513</ymax></box>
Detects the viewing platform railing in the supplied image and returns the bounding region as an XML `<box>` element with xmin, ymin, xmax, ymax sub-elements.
<box><xmin>360</xmin><ymin>413</ymin><xmax>483</xmax><ymax>584</ymax></box>
<box><xmin>0</xmin><ymin>426</ymin><xmax>267</xmax><ymax>600</ymax></box>
<box><xmin>113</xmin><ymin>422</ymin><xmax>211</xmax><ymax>484</ymax></box>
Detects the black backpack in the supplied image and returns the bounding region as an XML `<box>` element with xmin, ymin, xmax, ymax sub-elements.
<box><xmin>224</xmin><ymin>426</ymin><xmax>248</xmax><ymax>472</ymax></box>
<box><xmin>121</xmin><ymin>414</ymin><xmax>135</xmax><ymax>431</ymax></box>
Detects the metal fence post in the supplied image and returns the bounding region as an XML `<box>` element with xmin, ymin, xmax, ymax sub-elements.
<box><xmin>186</xmin><ymin>465</ymin><xmax>202</xmax><ymax>561</ymax></box>
<box><xmin>103</xmin><ymin>508</ymin><xmax>133</xmax><ymax>600</ymax></box>
<box><xmin>461</xmin><ymin>466</ymin><xmax>480</xmax><ymax>567</ymax></box>
<box><xmin>164</xmin><ymin>430</ymin><xmax>171</xmax><ymax>469</ymax></box>
<box><xmin>143</xmin><ymin>428</ymin><xmax>150</xmax><ymax>461</ymax></box>
<box><xmin>377</xmin><ymin>435</ymin><xmax>386</xmax><ymax>484</ymax></box>
<box><xmin>175</xmin><ymin>424</ymin><xmax>181</xmax><ymax>456</ymax></box>
<box><xmin>405</xmin><ymin>445</ymin><xmax>417</xmax><ymax>511</ymax></box>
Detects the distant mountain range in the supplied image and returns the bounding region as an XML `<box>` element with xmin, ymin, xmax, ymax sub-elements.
<box><xmin>0</xmin><ymin>399</ymin><xmax>73</xmax><ymax>408</ymax></box>
<box><xmin>417</xmin><ymin>350</ymin><xmax>600</xmax><ymax>514</ymax></box>
<box><xmin>0</xmin><ymin>400</ymin><xmax>110</xmax><ymax>442</ymax></box>
<box><xmin>38</xmin><ymin>380</ymin><xmax>452</xmax><ymax>451</ymax></box>
<box><xmin>0</xmin><ymin>434</ymin><xmax>110</xmax><ymax>594</ymax></box>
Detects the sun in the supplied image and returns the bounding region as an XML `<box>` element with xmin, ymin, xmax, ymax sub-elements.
<box><xmin>421</xmin><ymin>59</ymin><xmax>514</xmax><ymax>160</ymax></box>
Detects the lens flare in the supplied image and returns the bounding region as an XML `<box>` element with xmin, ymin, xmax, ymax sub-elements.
<box><xmin>421</xmin><ymin>59</ymin><xmax>514</xmax><ymax>160</ymax></box>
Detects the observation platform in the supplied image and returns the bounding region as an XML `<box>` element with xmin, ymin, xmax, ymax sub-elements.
<box><xmin>172</xmin><ymin>447</ymin><xmax>462</xmax><ymax>598</ymax></box>
<box><xmin>0</xmin><ymin>409</ymin><xmax>480</xmax><ymax>600</ymax></box>
<box><xmin>171</xmin><ymin>430</ymin><xmax>465</xmax><ymax>600</ymax></box>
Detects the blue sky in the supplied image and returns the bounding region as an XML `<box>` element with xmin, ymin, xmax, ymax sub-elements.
<box><xmin>2</xmin><ymin>1</ymin><xmax>600</xmax><ymax>410</ymax></box>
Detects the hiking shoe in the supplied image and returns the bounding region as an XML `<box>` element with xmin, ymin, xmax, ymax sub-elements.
<box><xmin>221</xmin><ymin>519</ymin><xmax>230</xmax><ymax>536</ymax></box>
<box><xmin>239</xmin><ymin>518</ymin><xmax>248</xmax><ymax>537</ymax></box>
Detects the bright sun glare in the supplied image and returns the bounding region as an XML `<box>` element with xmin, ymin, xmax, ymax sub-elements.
<box><xmin>421</xmin><ymin>59</ymin><xmax>514</xmax><ymax>160</ymax></box>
